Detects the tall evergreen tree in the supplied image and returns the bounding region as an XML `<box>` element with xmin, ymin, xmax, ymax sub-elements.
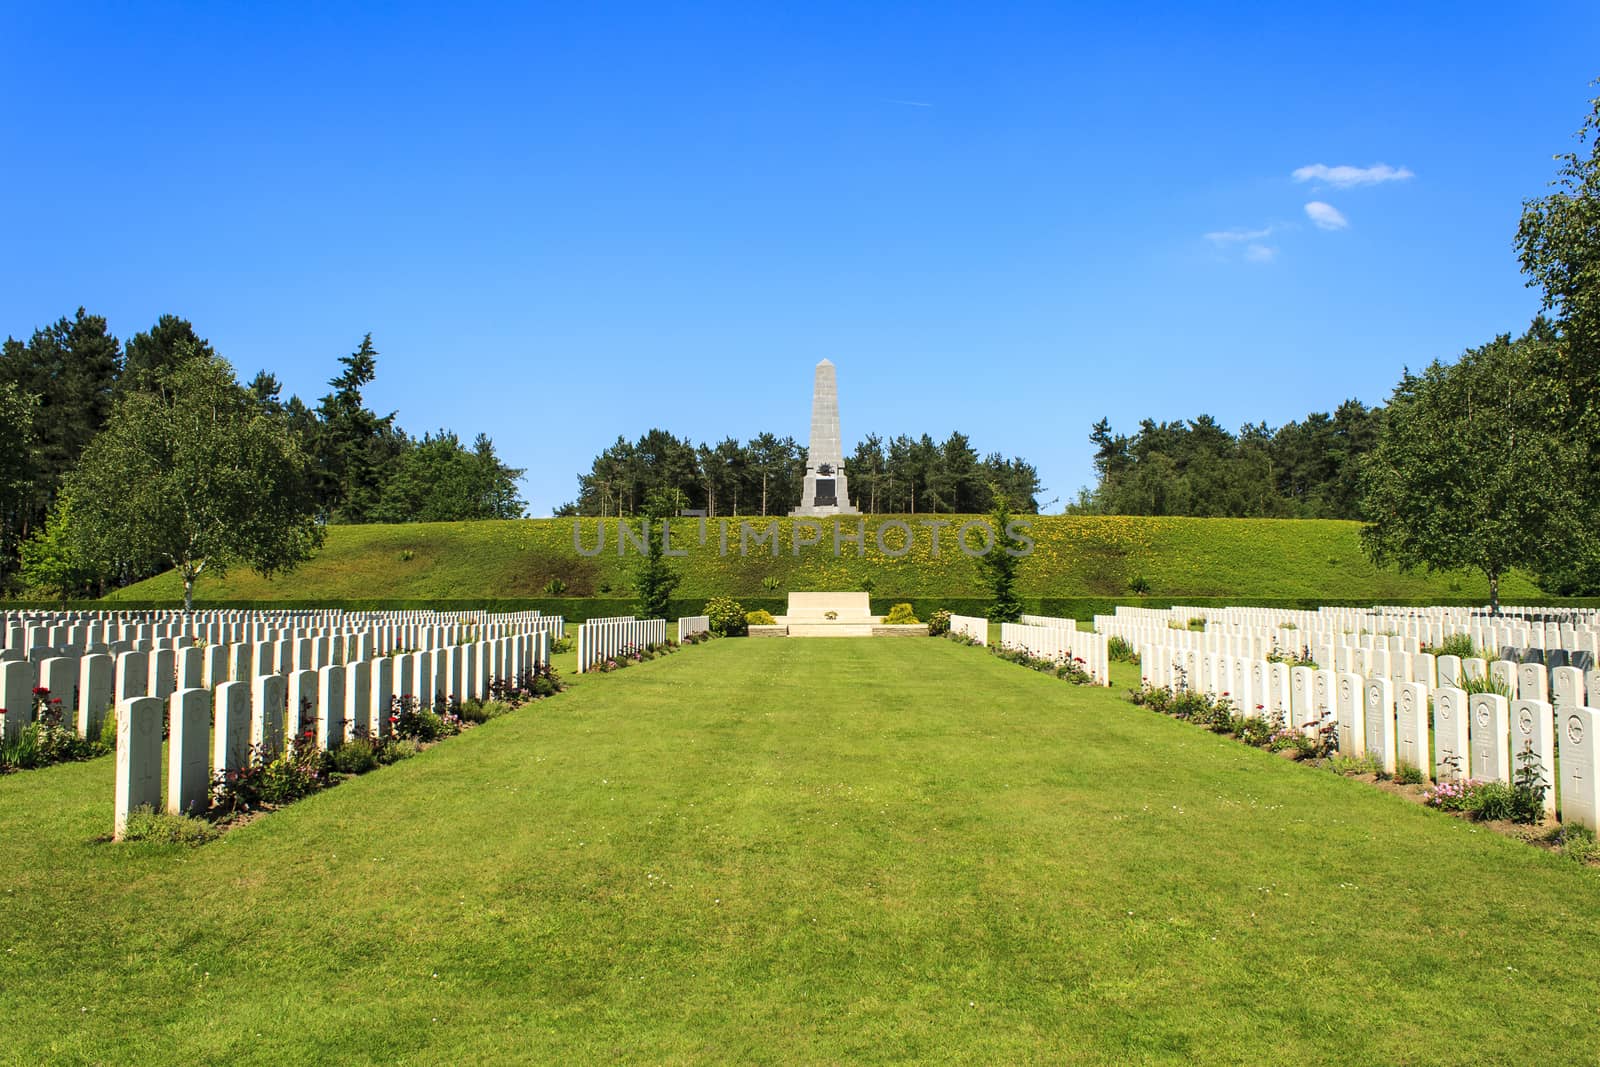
<box><xmin>316</xmin><ymin>333</ymin><xmax>398</xmax><ymax>522</ymax></box>
<box><xmin>119</xmin><ymin>315</ymin><xmax>215</xmax><ymax>395</ymax></box>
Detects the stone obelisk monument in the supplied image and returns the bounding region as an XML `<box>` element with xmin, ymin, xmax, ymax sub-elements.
<box><xmin>792</xmin><ymin>359</ymin><xmax>859</xmax><ymax>516</ymax></box>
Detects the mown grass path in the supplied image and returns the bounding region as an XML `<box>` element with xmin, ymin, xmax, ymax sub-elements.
<box><xmin>4</xmin><ymin>639</ymin><xmax>1597</xmax><ymax>1063</ymax></box>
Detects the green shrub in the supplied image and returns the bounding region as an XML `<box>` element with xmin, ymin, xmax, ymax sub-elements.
<box><xmin>542</xmin><ymin>577</ymin><xmax>567</xmax><ymax>595</ymax></box>
<box><xmin>1549</xmin><ymin>824</ymin><xmax>1600</xmax><ymax>865</ymax></box>
<box><xmin>1465</xmin><ymin>781</ymin><xmax>1519</xmax><ymax>822</ymax></box>
<box><xmin>883</xmin><ymin>603</ymin><xmax>919</xmax><ymax>625</ymax></box>
<box><xmin>1127</xmin><ymin>575</ymin><xmax>1150</xmax><ymax>595</ymax></box>
<box><xmin>259</xmin><ymin>740</ymin><xmax>329</xmax><ymax>805</ymax></box>
<box><xmin>1106</xmin><ymin>636</ymin><xmax>1138</xmax><ymax>663</ymax></box>
<box><xmin>706</xmin><ymin>595</ymin><xmax>747</xmax><ymax>637</ymax></box>
<box><xmin>927</xmin><ymin>609</ymin><xmax>952</xmax><ymax>636</ymax></box>
<box><xmin>746</xmin><ymin>609</ymin><xmax>777</xmax><ymax>626</ymax></box>
<box><xmin>120</xmin><ymin>807</ymin><xmax>218</xmax><ymax>846</ymax></box>
<box><xmin>1430</xmin><ymin>634</ymin><xmax>1482</xmax><ymax>659</ymax></box>
<box><xmin>1395</xmin><ymin>763</ymin><xmax>1426</xmax><ymax>785</ymax></box>
<box><xmin>377</xmin><ymin>738</ymin><xmax>422</xmax><ymax>764</ymax></box>
<box><xmin>1324</xmin><ymin>753</ymin><xmax>1381</xmax><ymax>776</ymax></box>
<box><xmin>1462</xmin><ymin>673</ymin><xmax>1512</xmax><ymax>698</ymax></box>
<box><xmin>1236</xmin><ymin>717</ymin><xmax>1272</xmax><ymax>746</ymax></box>
<box><xmin>330</xmin><ymin>738</ymin><xmax>381</xmax><ymax>775</ymax></box>
<box><xmin>551</xmin><ymin>635</ymin><xmax>574</xmax><ymax>654</ymax></box>
<box><xmin>457</xmin><ymin>699</ymin><xmax>512</xmax><ymax>725</ymax></box>
<box><xmin>390</xmin><ymin>696</ymin><xmax>456</xmax><ymax>742</ymax></box>
<box><xmin>1187</xmin><ymin>617</ymin><xmax>1206</xmax><ymax>631</ymax></box>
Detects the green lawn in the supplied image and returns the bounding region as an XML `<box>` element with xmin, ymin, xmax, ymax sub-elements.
<box><xmin>5</xmin><ymin>639</ymin><xmax>1598</xmax><ymax>1063</ymax></box>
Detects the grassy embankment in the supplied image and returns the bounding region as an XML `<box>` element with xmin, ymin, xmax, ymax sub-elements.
<box><xmin>98</xmin><ymin>515</ymin><xmax>1546</xmax><ymax>615</ymax></box>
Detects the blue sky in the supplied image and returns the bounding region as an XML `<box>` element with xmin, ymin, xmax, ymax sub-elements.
<box><xmin>3</xmin><ymin>2</ymin><xmax>1596</xmax><ymax>514</ymax></box>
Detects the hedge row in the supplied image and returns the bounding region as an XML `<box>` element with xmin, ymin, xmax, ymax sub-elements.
<box><xmin>8</xmin><ymin>595</ymin><xmax>1600</xmax><ymax>622</ymax></box>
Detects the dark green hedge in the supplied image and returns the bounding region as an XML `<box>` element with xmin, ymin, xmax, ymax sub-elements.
<box><xmin>8</xmin><ymin>594</ymin><xmax>1600</xmax><ymax>622</ymax></box>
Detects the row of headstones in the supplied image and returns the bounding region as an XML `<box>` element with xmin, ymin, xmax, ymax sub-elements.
<box><xmin>677</xmin><ymin>616</ymin><xmax>711</xmax><ymax>642</ymax></box>
<box><xmin>949</xmin><ymin>614</ymin><xmax>988</xmax><ymax>645</ymax></box>
<box><xmin>1109</xmin><ymin>604</ymin><xmax>1600</xmax><ymax>656</ymax></box>
<box><xmin>575</xmin><ymin>618</ymin><xmax>668</xmax><ymax>672</ymax></box>
<box><xmin>2</xmin><ymin>630</ymin><xmax>552</xmax><ymax>745</ymax></box>
<box><xmin>111</xmin><ymin>634</ymin><xmax>552</xmax><ymax>838</ymax></box>
<box><xmin>999</xmin><ymin>620</ymin><xmax>1111</xmax><ymax>685</ymax></box>
<box><xmin>1137</xmin><ymin>633</ymin><xmax>1600</xmax><ymax>708</ymax></box>
<box><xmin>5</xmin><ymin>608</ymin><xmax>555</xmax><ymax>631</ymax></box>
<box><xmin>5</xmin><ymin>615</ymin><xmax>564</xmax><ymax>663</ymax></box>
<box><xmin>1099</xmin><ymin>615</ymin><xmax>1600</xmax><ymax>670</ymax></box>
<box><xmin>1139</xmin><ymin>646</ymin><xmax>1600</xmax><ymax>831</ymax></box>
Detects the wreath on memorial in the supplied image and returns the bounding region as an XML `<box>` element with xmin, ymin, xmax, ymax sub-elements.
<box><xmin>818</xmin><ymin>463</ymin><xmax>834</xmax><ymax>476</ymax></box>
<box><xmin>825</xmin><ymin>611</ymin><xmax>838</xmax><ymax>620</ymax></box>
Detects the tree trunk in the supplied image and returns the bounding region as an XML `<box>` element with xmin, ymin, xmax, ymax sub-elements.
<box><xmin>183</xmin><ymin>573</ymin><xmax>195</xmax><ymax>613</ymax></box>
<box><xmin>1488</xmin><ymin>572</ymin><xmax>1500</xmax><ymax>616</ymax></box>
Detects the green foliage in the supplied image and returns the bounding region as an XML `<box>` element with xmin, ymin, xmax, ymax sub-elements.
<box><xmin>118</xmin><ymin>807</ymin><xmax>218</xmax><ymax>846</ymax></box>
<box><xmin>1395</xmin><ymin>763</ymin><xmax>1426</xmax><ymax>786</ymax></box>
<box><xmin>1086</xmin><ymin>404</ymin><xmax>1383</xmax><ymax>520</ymax></box>
<box><xmin>1106</xmin><ymin>636</ymin><xmax>1138</xmax><ymax>663</ymax></box>
<box><xmin>705</xmin><ymin>595</ymin><xmax>747</xmax><ymax>637</ymax></box>
<box><xmin>1548</xmin><ymin>824</ymin><xmax>1600</xmax><ymax>865</ymax></box>
<box><xmin>0</xmin><ymin>380</ymin><xmax>37</xmax><ymax>568</ymax></box>
<box><xmin>979</xmin><ymin>489</ymin><xmax>1025</xmax><ymax>622</ymax></box>
<box><xmin>61</xmin><ymin>351</ymin><xmax>324</xmax><ymax>609</ymax></box>
<box><xmin>542</xmin><ymin>577</ymin><xmax>566</xmax><ymax>595</ymax></box>
<box><xmin>630</xmin><ymin>490</ymin><xmax>683</xmax><ymax>621</ymax></box>
<box><xmin>883</xmin><ymin>602</ymin><xmax>919</xmax><ymax>625</ymax></box>
<box><xmin>1324</xmin><ymin>753</ymin><xmax>1382</xmax><ymax>777</ymax></box>
<box><xmin>456</xmin><ymin>700</ymin><xmax>513</xmax><ymax>725</ymax></box>
<box><xmin>566</xmin><ymin>428</ymin><xmax>1041</xmax><ymax>517</ymax></box>
<box><xmin>1429</xmin><ymin>634</ymin><xmax>1483</xmax><ymax>660</ymax></box>
<box><xmin>1462</xmin><ymin>673</ymin><xmax>1512</xmax><ymax>698</ymax></box>
<box><xmin>18</xmin><ymin>505</ymin><xmax>97</xmax><ymax>604</ymax></box>
<box><xmin>329</xmin><ymin>738</ymin><xmax>382</xmax><ymax>774</ymax></box>
<box><xmin>927</xmin><ymin>608</ymin><xmax>951</xmax><ymax>636</ymax></box>
<box><xmin>1187</xmin><ymin>617</ymin><xmax>1206</xmax><ymax>631</ymax></box>
<box><xmin>1127</xmin><ymin>574</ymin><xmax>1150</xmax><ymax>595</ymax></box>
<box><xmin>745</xmin><ymin>609</ymin><xmax>776</xmax><ymax>626</ymax></box>
<box><xmin>1516</xmin><ymin>89</ymin><xmax>1600</xmax><ymax>592</ymax></box>
<box><xmin>389</xmin><ymin>696</ymin><xmax>458</xmax><ymax>742</ymax></box>
<box><xmin>1359</xmin><ymin>325</ymin><xmax>1583</xmax><ymax>612</ymax></box>
<box><xmin>0</xmin><ymin>308</ymin><xmax>120</xmax><ymax>562</ymax></box>
<box><xmin>373</xmin><ymin>430</ymin><xmax>526</xmax><ymax>523</ymax></box>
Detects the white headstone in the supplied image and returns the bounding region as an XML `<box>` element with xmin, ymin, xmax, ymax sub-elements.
<box><xmin>1511</xmin><ymin>698</ymin><xmax>1556</xmax><ymax>816</ymax></box>
<box><xmin>1396</xmin><ymin>682</ymin><xmax>1429</xmax><ymax>780</ymax></box>
<box><xmin>316</xmin><ymin>665</ymin><xmax>345</xmax><ymax>749</ymax></box>
<box><xmin>1336</xmin><ymin>672</ymin><xmax>1365</xmax><ymax>757</ymax></box>
<box><xmin>1559</xmin><ymin>706</ymin><xmax>1600</xmax><ymax>832</ymax></box>
<box><xmin>1553</xmin><ymin>666</ymin><xmax>1584</xmax><ymax>711</ymax></box>
<box><xmin>213</xmin><ymin>680</ymin><xmax>251</xmax><ymax>777</ymax></box>
<box><xmin>113</xmin><ymin>696</ymin><xmax>164</xmax><ymax>839</ymax></box>
<box><xmin>1433</xmin><ymin>687</ymin><xmax>1470</xmax><ymax>781</ymax></box>
<box><xmin>1469</xmin><ymin>693</ymin><xmax>1510</xmax><ymax>784</ymax></box>
<box><xmin>166</xmin><ymin>688</ymin><xmax>211</xmax><ymax>816</ymax></box>
<box><xmin>251</xmin><ymin>673</ymin><xmax>287</xmax><ymax>757</ymax></box>
<box><xmin>77</xmin><ymin>653</ymin><xmax>113</xmax><ymax>738</ymax></box>
<box><xmin>1364</xmin><ymin>677</ymin><xmax>1396</xmax><ymax>774</ymax></box>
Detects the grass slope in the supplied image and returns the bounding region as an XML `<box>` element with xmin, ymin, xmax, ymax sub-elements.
<box><xmin>5</xmin><ymin>640</ymin><xmax>1598</xmax><ymax>1063</ymax></box>
<box><xmin>105</xmin><ymin>515</ymin><xmax>1538</xmax><ymax>603</ymax></box>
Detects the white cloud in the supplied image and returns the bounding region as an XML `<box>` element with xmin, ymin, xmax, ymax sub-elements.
<box><xmin>1304</xmin><ymin>201</ymin><xmax>1348</xmax><ymax>230</ymax></box>
<box><xmin>1245</xmin><ymin>244</ymin><xmax>1276</xmax><ymax>263</ymax></box>
<box><xmin>1205</xmin><ymin>226</ymin><xmax>1273</xmax><ymax>244</ymax></box>
<box><xmin>1293</xmin><ymin>162</ymin><xmax>1414</xmax><ymax>188</ymax></box>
